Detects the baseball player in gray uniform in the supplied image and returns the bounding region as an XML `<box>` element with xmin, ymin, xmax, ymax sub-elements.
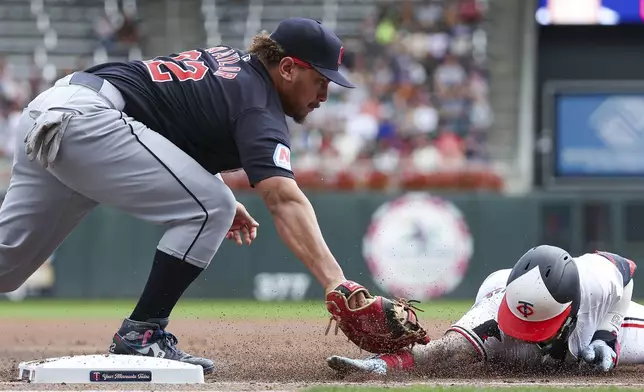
<box><xmin>0</xmin><ymin>18</ymin><xmax>369</xmax><ymax>374</ymax></box>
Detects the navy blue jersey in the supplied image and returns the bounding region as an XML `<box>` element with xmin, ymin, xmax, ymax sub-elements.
<box><xmin>85</xmin><ymin>46</ymin><xmax>294</xmax><ymax>186</ymax></box>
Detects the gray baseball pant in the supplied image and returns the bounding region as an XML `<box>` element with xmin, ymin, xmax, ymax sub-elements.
<box><xmin>0</xmin><ymin>72</ymin><xmax>236</xmax><ymax>292</ymax></box>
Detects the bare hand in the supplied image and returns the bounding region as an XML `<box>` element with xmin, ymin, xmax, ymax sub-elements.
<box><xmin>226</xmin><ymin>202</ymin><xmax>259</xmax><ymax>246</ymax></box>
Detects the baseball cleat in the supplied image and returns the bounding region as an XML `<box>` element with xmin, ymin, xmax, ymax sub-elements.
<box><xmin>109</xmin><ymin>317</ymin><xmax>214</xmax><ymax>374</ymax></box>
<box><xmin>326</xmin><ymin>355</ymin><xmax>388</xmax><ymax>375</ymax></box>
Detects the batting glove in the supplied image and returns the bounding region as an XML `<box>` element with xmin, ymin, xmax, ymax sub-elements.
<box><xmin>581</xmin><ymin>340</ymin><xmax>617</xmax><ymax>371</ymax></box>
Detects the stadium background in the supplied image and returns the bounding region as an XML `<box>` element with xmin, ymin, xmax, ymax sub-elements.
<box><xmin>3</xmin><ymin>0</ymin><xmax>644</xmax><ymax>389</ymax></box>
<box><xmin>0</xmin><ymin>0</ymin><xmax>642</xmax><ymax>304</ymax></box>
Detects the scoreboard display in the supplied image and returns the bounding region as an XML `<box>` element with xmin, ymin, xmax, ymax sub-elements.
<box><xmin>536</xmin><ymin>0</ymin><xmax>644</xmax><ymax>25</ymax></box>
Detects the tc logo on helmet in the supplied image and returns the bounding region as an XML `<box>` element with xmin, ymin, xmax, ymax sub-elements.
<box><xmin>516</xmin><ymin>301</ymin><xmax>534</xmax><ymax>318</ymax></box>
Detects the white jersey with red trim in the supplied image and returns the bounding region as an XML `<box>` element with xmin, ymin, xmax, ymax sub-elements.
<box><xmin>449</xmin><ymin>253</ymin><xmax>644</xmax><ymax>365</ymax></box>
<box><xmin>567</xmin><ymin>252</ymin><xmax>625</xmax><ymax>358</ymax></box>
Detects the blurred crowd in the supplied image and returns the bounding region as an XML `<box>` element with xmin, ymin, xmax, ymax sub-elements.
<box><xmin>0</xmin><ymin>0</ymin><xmax>501</xmax><ymax>192</ymax></box>
<box><xmin>93</xmin><ymin>2</ymin><xmax>141</xmax><ymax>55</ymax></box>
<box><xmin>0</xmin><ymin>0</ymin><xmax>140</xmax><ymax>189</ymax></box>
<box><xmin>273</xmin><ymin>0</ymin><xmax>498</xmax><ymax>191</ymax></box>
<box><xmin>0</xmin><ymin>56</ymin><xmax>37</xmax><ymax>165</ymax></box>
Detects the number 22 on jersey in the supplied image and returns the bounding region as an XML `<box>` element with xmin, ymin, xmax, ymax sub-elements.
<box><xmin>144</xmin><ymin>47</ymin><xmax>242</xmax><ymax>82</ymax></box>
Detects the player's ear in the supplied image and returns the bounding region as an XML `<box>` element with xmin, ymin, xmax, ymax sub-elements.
<box><xmin>278</xmin><ymin>57</ymin><xmax>296</xmax><ymax>83</ymax></box>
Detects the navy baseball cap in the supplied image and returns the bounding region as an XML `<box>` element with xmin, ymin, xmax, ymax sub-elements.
<box><xmin>270</xmin><ymin>18</ymin><xmax>355</xmax><ymax>88</ymax></box>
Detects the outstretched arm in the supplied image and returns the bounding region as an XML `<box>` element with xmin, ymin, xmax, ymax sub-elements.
<box><xmin>326</xmin><ymin>331</ymin><xmax>481</xmax><ymax>376</ymax></box>
<box><xmin>412</xmin><ymin>331</ymin><xmax>481</xmax><ymax>371</ymax></box>
<box><xmin>233</xmin><ymin>108</ymin><xmax>362</xmax><ymax>299</ymax></box>
<box><xmin>255</xmin><ymin>176</ymin><xmax>354</xmax><ymax>295</ymax></box>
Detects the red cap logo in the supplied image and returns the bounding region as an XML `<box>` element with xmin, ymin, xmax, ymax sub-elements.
<box><xmin>338</xmin><ymin>46</ymin><xmax>344</xmax><ymax>66</ymax></box>
<box><xmin>516</xmin><ymin>300</ymin><xmax>534</xmax><ymax>318</ymax></box>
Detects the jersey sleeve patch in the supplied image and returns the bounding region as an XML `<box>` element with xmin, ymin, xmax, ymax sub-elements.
<box><xmin>272</xmin><ymin>143</ymin><xmax>292</xmax><ymax>171</ymax></box>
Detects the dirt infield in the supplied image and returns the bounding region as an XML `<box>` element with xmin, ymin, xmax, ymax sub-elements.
<box><xmin>1</xmin><ymin>318</ymin><xmax>644</xmax><ymax>390</ymax></box>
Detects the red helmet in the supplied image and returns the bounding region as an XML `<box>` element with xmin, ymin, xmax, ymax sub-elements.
<box><xmin>497</xmin><ymin>245</ymin><xmax>580</xmax><ymax>344</ymax></box>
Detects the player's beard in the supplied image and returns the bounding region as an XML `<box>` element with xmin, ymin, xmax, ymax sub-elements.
<box><xmin>292</xmin><ymin>102</ymin><xmax>319</xmax><ymax>124</ymax></box>
<box><xmin>278</xmin><ymin>94</ymin><xmax>306</xmax><ymax>124</ymax></box>
<box><xmin>292</xmin><ymin>111</ymin><xmax>308</xmax><ymax>124</ymax></box>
